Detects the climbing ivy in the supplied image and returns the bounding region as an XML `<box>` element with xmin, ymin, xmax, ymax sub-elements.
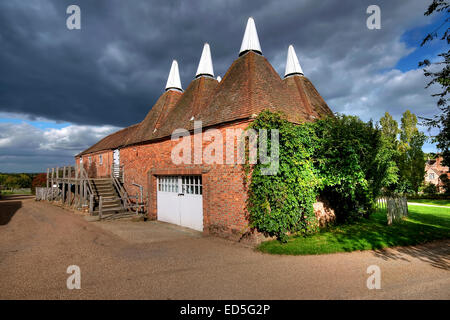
<box><xmin>246</xmin><ymin>111</ymin><xmax>320</xmax><ymax>242</ymax></box>
<box><xmin>246</xmin><ymin>111</ymin><xmax>398</xmax><ymax>242</ymax></box>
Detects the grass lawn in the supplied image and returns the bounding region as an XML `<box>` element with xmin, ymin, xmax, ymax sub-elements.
<box><xmin>258</xmin><ymin>204</ymin><xmax>450</xmax><ymax>255</ymax></box>
<box><xmin>1</xmin><ymin>188</ymin><xmax>32</xmax><ymax>196</ymax></box>
<box><xmin>407</xmin><ymin>199</ymin><xmax>450</xmax><ymax>207</ymax></box>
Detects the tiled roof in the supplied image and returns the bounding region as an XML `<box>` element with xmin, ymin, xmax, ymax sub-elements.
<box><xmin>153</xmin><ymin>76</ymin><xmax>219</xmax><ymax>138</ymax></box>
<box><xmin>77</xmin><ymin>124</ymin><xmax>138</xmax><ymax>156</ymax></box>
<box><xmin>78</xmin><ymin>51</ymin><xmax>333</xmax><ymax>156</ymax></box>
<box><xmin>124</xmin><ymin>89</ymin><xmax>183</xmax><ymax>146</ymax></box>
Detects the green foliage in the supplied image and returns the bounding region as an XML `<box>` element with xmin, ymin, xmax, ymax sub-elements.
<box><xmin>397</xmin><ymin>111</ymin><xmax>427</xmax><ymax>193</ymax></box>
<box><xmin>439</xmin><ymin>173</ymin><xmax>450</xmax><ymax>194</ymax></box>
<box><xmin>423</xmin><ymin>182</ymin><xmax>439</xmax><ymax>195</ymax></box>
<box><xmin>245</xmin><ymin>111</ymin><xmax>398</xmax><ymax>241</ymax></box>
<box><xmin>258</xmin><ymin>204</ymin><xmax>450</xmax><ymax>255</ymax></box>
<box><xmin>313</xmin><ymin>115</ymin><xmax>398</xmax><ymax>221</ymax></box>
<box><xmin>0</xmin><ymin>173</ymin><xmax>36</xmax><ymax>190</ymax></box>
<box><xmin>246</xmin><ymin>111</ymin><xmax>319</xmax><ymax>242</ymax></box>
<box><xmin>420</xmin><ymin>0</ymin><xmax>449</xmax><ymax>166</ymax></box>
<box><xmin>380</xmin><ymin>111</ymin><xmax>426</xmax><ymax>194</ymax></box>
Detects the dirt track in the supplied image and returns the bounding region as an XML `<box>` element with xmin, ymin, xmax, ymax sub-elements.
<box><xmin>0</xmin><ymin>195</ymin><xmax>449</xmax><ymax>299</ymax></box>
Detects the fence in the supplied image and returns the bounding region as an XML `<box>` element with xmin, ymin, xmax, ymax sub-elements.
<box><xmin>376</xmin><ymin>195</ymin><xmax>408</xmax><ymax>225</ymax></box>
<box><xmin>35</xmin><ymin>187</ymin><xmax>61</xmax><ymax>201</ymax></box>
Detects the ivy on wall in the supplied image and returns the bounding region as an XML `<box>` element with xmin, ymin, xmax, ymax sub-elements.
<box><xmin>246</xmin><ymin>111</ymin><xmax>398</xmax><ymax>242</ymax></box>
<box><xmin>246</xmin><ymin>111</ymin><xmax>320</xmax><ymax>242</ymax></box>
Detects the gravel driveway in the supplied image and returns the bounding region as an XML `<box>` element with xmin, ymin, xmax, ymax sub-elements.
<box><xmin>0</xmin><ymin>195</ymin><xmax>449</xmax><ymax>299</ymax></box>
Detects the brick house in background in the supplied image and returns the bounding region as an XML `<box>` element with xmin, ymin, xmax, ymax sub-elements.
<box><xmin>75</xmin><ymin>18</ymin><xmax>333</xmax><ymax>239</ymax></box>
<box><xmin>425</xmin><ymin>156</ymin><xmax>449</xmax><ymax>193</ymax></box>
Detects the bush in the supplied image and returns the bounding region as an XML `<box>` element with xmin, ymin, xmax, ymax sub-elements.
<box><xmin>31</xmin><ymin>173</ymin><xmax>47</xmax><ymax>194</ymax></box>
<box><xmin>440</xmin><ymin>174</ymin><xmax>450</xmax><ymax>194</ymax></box>
<box><xmin>246</xmin><ymin>111</ymin><xmax>398</xmax><ymax>241</ymax></box>
<box><xmin>312</xmin><ymin>115</ymin><xmax>398</xmax><ymax>222</ymax></box>
<box><xmin>423</xmin><ymin>182</ymin><xmax>438</xmax><ymax>195</ymax></box>
<box><xmin>408</xmin><ymin>193</ymin><xmax>450</xmax><ymax>200</ymax></box>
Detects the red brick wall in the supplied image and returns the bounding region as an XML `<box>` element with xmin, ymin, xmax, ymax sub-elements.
<box><xmin>76</xmin><ymin>150</ymin><xmax>113</xmax><ymax>178</ymax></box>
<box><xmin>120</xmin><ymin>120</ymin><xmax>251</xmax><ymax>239</ymax></box>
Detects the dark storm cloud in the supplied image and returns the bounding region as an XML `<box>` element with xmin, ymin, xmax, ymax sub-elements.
<box><xmin>0</xmin><ymin>0</ymin><xmax>272</xmax><ymax>127</ymax></box>
<box><xmin>0</xmin><ymin>0</ymin><xmax>438</xmax><ymax>127</ymax></box>
<box><xmin>0</xmin><ymin>0</ymin><xmax>443</xmax><ymax>171</ymax></box>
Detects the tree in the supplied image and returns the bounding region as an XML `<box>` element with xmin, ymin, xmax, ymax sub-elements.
<box><xmin>397</xmin><ymin>110</ymin><xmax>427</xmax><ymax>193</ymax></box>
<box><xmin>379</xmin><ymin>112</ymin><xmax>401</xmax><ymax>192</ymax></box>
<box><xmin>439</xmin><ymin>173</ymin><xmax>450</xmax><ymax>193</ymax></box>
<box><xmin>380</xmin><ymin>112</ymin><xmax>400</xmax><ymax>146</ymax></box>
<box><xmin>419</xmin><ymin>0</ymin><xmax>449</xmax><ymax>166</ymax></box>
<box><xmin>32</xmin><ymin>173</ymin><xmax>47</xmax><ymax>194</ymax></box>
<box><xmin>423</xmin><ymin>182</ymin><xmax>438</xmax><ymax>194</ymax></box>
<box><xmin>4</xmin><ymin>176</ymin><xmax>20</xmax><ymax>190</ymax></box>
<box><xmin>314</xmin><ymin>115</ymin><xmax>398</xmax><ymax>221</ymax></box>
<box><xmin>18</xmin><ymin>174</ymin><xmax>32</xmax><ymax>189</ymax></box>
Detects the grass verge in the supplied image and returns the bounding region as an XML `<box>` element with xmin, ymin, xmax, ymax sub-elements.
<box><xmin>407</xmin><ymin>199</ymin><xmax>450</xmax><ymax>207</ymax></box>
<box><xmin>258</xmin><ymin>204</ymin><xmax>450</xmax><ymax>255</ymax></box>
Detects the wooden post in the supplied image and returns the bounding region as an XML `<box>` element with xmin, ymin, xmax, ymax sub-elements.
<box><xmin>135</xmin><ymin>194</ymin><xmax>139</xmax><ymax>215</ymax></box>
<box><xmin>89</xmin><ymin>194</ymin><xmax>94</xmax><ymax>214</ymax></box>
<box><xmin>74</xmin><ymin>166</ymin><xmax>78</xmax><ymax>208</ymax></box>
<box><xmin>51</xmin><ymin>168</ymin><xmax>55</xmax><ymax>201</ymax></box>
<box><xmin>68</xmin><ymin>166</ymin><xmax>72</xmax><ymax>206</ymax></box>
<box><xmin>83</xmin><ymin>180</ymin><xmax>87</xmax><ymax>206</ymax></box>
<box><xmin>99</xmin><ymin>196</ymin><xmax>103</xmax><ymax>220</ymax></box>
<box><xmin>124</xmin><ymin>192</ymin><xmax>128</xmax><ymax>210</ymax></box>
<box><xmin>62</xmin><ymin>166</ymin><xmax>66</xmax><ymax>204</ymax></box>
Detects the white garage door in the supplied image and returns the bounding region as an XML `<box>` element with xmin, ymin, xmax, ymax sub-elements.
<box><xmin>157</xmin><ymin>175</ymin><xmax>203</xmax><ymax>231</ymax></box>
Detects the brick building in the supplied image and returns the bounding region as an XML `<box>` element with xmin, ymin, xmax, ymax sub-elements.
<box><xmin>76</xmin><ymin>18</ymin><xmax>333</xmax><ymax>239</ymax></box>
<box><xmin>425</xmin><ymin>156</ymin><xmax>449</xmax><ymax>193</ymax></box>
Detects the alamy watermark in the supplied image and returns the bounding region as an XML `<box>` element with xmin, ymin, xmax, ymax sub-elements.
<box><xmin>366</xmin><ymin>5</ymin><xmax>381</xmax><ymax>30</ymax></box>
<box><xmin>66</xmin><ymin>265</ymin><xmax>81</xmax><ymax>289</ymax></box>
<box><xmin>366</xmin><ymin>265</ymin><xmax>381</xmax><ymax>289</ymax></box>
<box><xmin>66</xmin><ymin>5</ymin><xmax>81</xmax><ymax>30</ymax></box>
<box><xmin>170</xmin><ymin>121</ymin><xmax>279</xmax><ymax>175</ymax></box>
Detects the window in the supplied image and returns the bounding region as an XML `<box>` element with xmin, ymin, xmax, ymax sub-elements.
<box><xmin>99</xmin><ymin>154</ymin><xmax>103</xmax><ymax>165</ymax></box>
<box><xmin>157</xmin><ymin>176</ymin><xmax>202</xmax><ymax>195</ymax></box>
<box><xmin>182</xmin><ymin>176</ymin><xmax>202</xmax><ymax>195</ymax></box>
<box><xmin>89</xmin><ymin>156</ymin><xmax>92</xmax><ymax>165</ymax></box>
<box><xmin>80</xmin><ymin>156</ymin><xmax>83</xmax><ymax>164</ymax></box>
<box><xmin>429</xmin><ymin>173</ymin><xmax>435</xmax><ymax>180</ymax></box>
<box><xmin>158</xmin><ymin>176</ymin><xmax>179</xmax><ymax>193</ymax></box>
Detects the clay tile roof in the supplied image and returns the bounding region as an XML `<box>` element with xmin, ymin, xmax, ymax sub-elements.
<box><xmin>124</xmin><ymin>89</ymin><xmax>183</xmax><ymax>145</ymax></box>
<box><xmin>77</xmin><ymin>123</ymin><xmax>139</xmax><ymax>156</ymax></box>
<box><xmin>79</xmin><ymin>51</ymin><xmax>333</xmax><ymax>154</ymax></box>
<box><xmin>152</xmin><ymin>76</ymin><xmax>219</xmax><ymax>139</ymax></box>
<box><xmin>283</xmin><ymin>75</ymin><xmax>333</xmax><ymax>119</ymax></box>
<box><xmin>196</xmin><ymin>51</ymin><xmax>330</xmax><ymax>128</ymax></box>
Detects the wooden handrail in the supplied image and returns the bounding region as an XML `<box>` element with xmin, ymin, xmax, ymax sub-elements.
<box><xmin>110</xmin><ymin>164</ymin><xmax>133</xmax><ymax>211</ymax></box>
<box><xmin>80</xmin><ymin>166</ymin><xmax>94</xmax><ymax>197</ymax></box>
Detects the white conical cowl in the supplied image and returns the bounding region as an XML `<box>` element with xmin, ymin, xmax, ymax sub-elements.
<box><xmin>217</xmin><ymin>76</ymin><xmax>222</xmax><ymax>82</ymax></box>
<box><xmin>284</xmin><ymin>45</ymin><xmax>304</xmax><ymax>77</ymax></box>
<box><xmin>195</xmin><ymin>43</ymin><xmax>214</xmax><ymax>78</ymax></box>
<box><xmin>239</xmin><ymin>17</ymin><xmax>262</xmax><ymax>56</ymax></box>
<box><xmin>165</xmin><ymin>60</ymin><xmax>183</xmax><ymax>92</ymax></box>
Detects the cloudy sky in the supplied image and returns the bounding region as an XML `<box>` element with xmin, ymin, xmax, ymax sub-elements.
<box><xmin>0</xmin><ymin>0</ymin><xmax>447</xmax><ymax>172</ymax></box>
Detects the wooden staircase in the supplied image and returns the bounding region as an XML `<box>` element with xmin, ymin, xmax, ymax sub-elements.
<box><xmin>91</xmin><ymin>178</ymin><xmax>125</xmax><ymax>216</ymax></box>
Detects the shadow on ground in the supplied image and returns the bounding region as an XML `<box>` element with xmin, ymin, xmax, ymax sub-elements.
<box><xmin>0</xmin><ymin>197</ymin><xmax>24</xmax><ymax>225</ymax></box>
<box><xmin>373</xmin><ymin>241</ymin><xmax>450</xmax><ymax>270</ymax></box>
